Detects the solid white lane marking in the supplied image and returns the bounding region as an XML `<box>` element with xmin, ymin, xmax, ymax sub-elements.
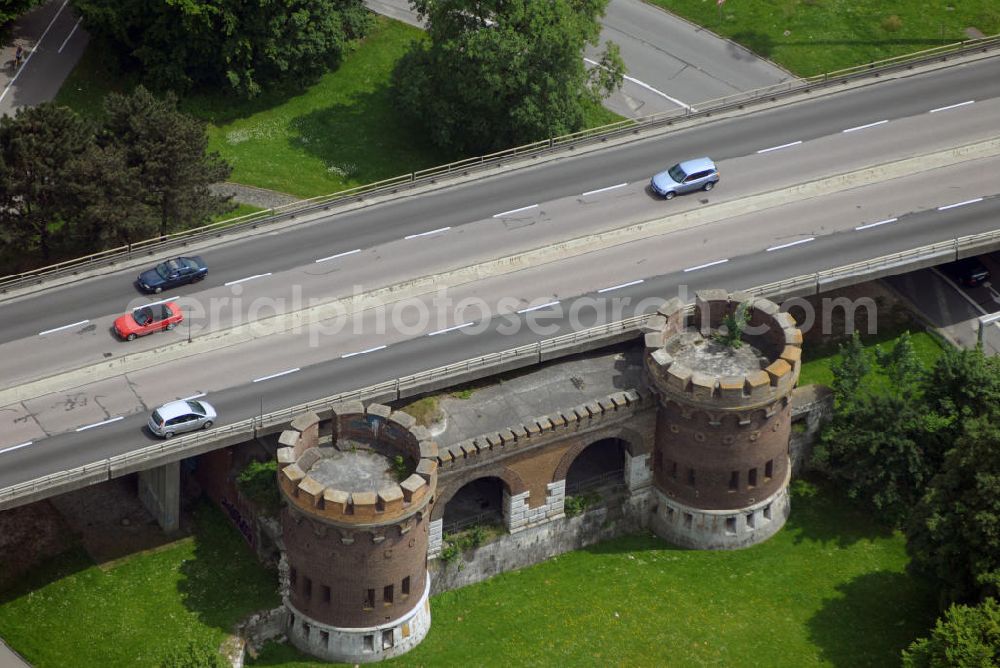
<box><xmin>141</xmin><ymin>295</ymin><xmax>180</xmax><ymax>308</ymax></box>
<box><xmin>225</xmin><ymin>273</ymin><xmax>271</xmax><ymax>286</ymax></box>
<box><xmin>315</xmin><ymin>248</ymin><xmax>361</xmax><ymax>263</ymax></box>
<box><xmin>428</xmin><ymin>322</ymin><xmax>475</xmax><ymax>336</ymax></box>
<box><xmin>0</xmin><ymin>0</ymin><xmax>68</xmax><ymax>104</ymax></box>
<box><xmin>842</xmin><ymin>120</ymin><xmax>888</xmax><ymax>133</ymax></box>
<box><xmin>582</xmin><ymin>183</ymin><xmax>628</xmax><ymax>197</ymax></box>
<box><xmin>929</xmin><ymin>100</ymin><xmax>974</xmax><ymax>113</ymax></box>
<box><xmin>757</xmin><ymin>141</ymin><xmax>802</xmax><ymax>154</ymax></box>
<box><xmin>493</xmin><ymin>204</ymin><xmax>538</xmax><ymax>218</ymax></box>
<box><xmin>76</xmin><ymin>416</ymin><xmax>124</xmax><ymax>432</ymax></box>
<box><xmin>58</xmin><ymin>17</ymin><xmax>82</xmax><ymax>53</ymax></box>
<box><xmin>684</xmin><ymin>259</ymin><xmax>729</xmax><ymax>272</ymax></box>
<box><xmin>181</xmin><ymin>392</ymin><xmax>206</xmax><ymax>401</ymax></box>
<box><xmin>517</xmin><ymin>300</ymin><xmax>561</xmax><ymax>314</ymax></box>
<box><xmin>598</xmin><ymin>279</ymin><xmax>644</xmax><ymax>293</ymax></box>
<box><xmin>38</xmin><ymin>319</ymin><xmax>89</xmax><ymax>336</ymax></box>
<box><xmin>767</xmin><ymin>238</ymin><xmax>815</xmax><ymax>252</ymax></box>
<box><xmin>583</xmin><ymin>57</ymin><xmax>694</xmax><ymax>110</ymax></box>
<box><xmin>252</xmin><ymin>368</ymin><xmax>300</xmax><ymax>383</ymax></box>
<box><xmin>856</xmin><ymin>217</ymin><xmax>898</xmax><ymax>231</ymax></box>
<box><xmin>404</xmin><ymin>227</ymin><xmax>451</xmax><ymax>240</ymax></box>
<box><xmin>0</xmin><ymin>441</ymin><xmax>33</xmax><ymax>455</ymax></box>
<box><xmin>341</xmin><ymin>345</ymin><xmax>387</xmax><ymax>359</ymax></box>
<box><xmin>938</xmin><ymin>197</ymin><xmax>983</xmax><ymax>211</ymax></box>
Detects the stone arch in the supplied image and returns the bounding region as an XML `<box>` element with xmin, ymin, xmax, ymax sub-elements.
<box><xmin>553</xmin><ymin>426</ymin><xmax>644</xmax><ymax>483</ymax></box>
<box><xmin>430</xmin><ymin>466</ymin><xmax>527</xmax><ymax>522</ymax></box>
<box><xmin>559</xmin><ymin>437</ymin><xmax>629</xmax><ymax>495</ymax></box>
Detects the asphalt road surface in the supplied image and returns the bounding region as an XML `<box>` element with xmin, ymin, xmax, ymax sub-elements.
<box><xmin>1</xmin><ymin>54</ymin><xmax>999</xmax><ymax>488</ymax></box>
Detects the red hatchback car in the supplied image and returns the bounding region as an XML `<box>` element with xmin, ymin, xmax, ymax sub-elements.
<box><xmin>114</xmin><ymin>302</ymin><xmax>183</xmax><ymax>341</ymax></box>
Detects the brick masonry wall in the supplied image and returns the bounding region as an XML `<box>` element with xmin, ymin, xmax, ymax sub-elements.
<box><xmin>432</xmin><ymin>389</ymin><xmax>656</xmax><ymax>520</ymax></box>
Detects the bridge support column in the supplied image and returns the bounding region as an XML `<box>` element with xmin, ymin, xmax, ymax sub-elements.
<box><xmin>138</xmin><ymin>461</ymin><xmax>180</xmax><ymax>533</ymax></box>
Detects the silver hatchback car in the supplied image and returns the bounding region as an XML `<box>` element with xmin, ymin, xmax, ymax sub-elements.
<box><xmin>650</xmin><ymin>157</ymin><xmax>720</xmax><ymax>199</ymax></box>
<box><xmin>148</xmin><ymin>399</ymin><xmax>217</xmax><ymax>438</ymax></box>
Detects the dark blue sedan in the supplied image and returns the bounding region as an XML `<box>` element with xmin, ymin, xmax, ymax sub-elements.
<box><xmin>137</xmin><ymin>256</ymin><xmax>207</xmax><ymax>293</ymax></box>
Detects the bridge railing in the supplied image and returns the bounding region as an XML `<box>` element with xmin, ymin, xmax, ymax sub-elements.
<box><xmin>3</xmin><ymin>35</ymin><xmax>998</xmax><ymax>295</ymax></box>
<box><xmin>4</xmin><ymin>210</ymin><xmax>1000</xmax><ymax>507</ymax></box>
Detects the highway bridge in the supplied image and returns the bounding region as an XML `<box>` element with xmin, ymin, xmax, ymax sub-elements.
<box><xmin>1</xmin><ymin>49</ymin><xmax>999</xmax><ymax>526</ymax></box>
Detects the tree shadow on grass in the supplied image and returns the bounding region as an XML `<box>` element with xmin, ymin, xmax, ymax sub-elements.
<box><xmin>288</xmin><ymin>85</ymin><xmax>460</xmax><ymax>188</ymax></box>
<box><xmin>783</xmin><ymin>476</ymin><xmax>895</xmax><ymax>548</ymax></box>
<box><xmin>176</xmin><ymin>501</ymin><xmax>279</xmax><ymax>632</ymax></box>
<box><xmin>0</xmin><ymin>546</ymin><xmax>92</xmax><ymax>606</ymax></box>
<box><xmin>807</xmin><ymin>570</ymin><xmax>937</xmax><ymax>667</ymax></box>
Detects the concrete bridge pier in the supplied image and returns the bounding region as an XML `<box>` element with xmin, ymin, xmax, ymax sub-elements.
<box><xmin>138</xmin><ymin>461</ymin><xmax>180</xmax><ymax>532</ymax></box>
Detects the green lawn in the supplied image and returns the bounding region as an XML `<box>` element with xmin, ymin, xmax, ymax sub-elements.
<box><xmin>250</xmin><ymin>478</ymin><xmax>936</xmax><ymax>667</ymax></box>
<box><xmin>651</xmin><ymin>0</ymin><xmax>1000</xmax><ymax>78</ymax></box>
<box><xmin>54</xmin><ymin>17</ymin><xmax>623</xmax><ymax>200</ymax></box>
<box><xmin>798</xmin><ymin>328</ymin><xmax>946</xmax><ymax>388</ymax></box>
<box><xmin>0</xmin><ymin>503</ymin><xmax>279</xmax><ymax>667</ymax></box>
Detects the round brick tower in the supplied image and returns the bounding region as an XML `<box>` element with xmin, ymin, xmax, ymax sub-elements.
<box><xmin>276</xmin><ymin>401</ymin><xmax>437</xmax><ymax>663</ymax></box>
<box><xmin>643</xmin><ymin>289</ymin><xmax>801</xmax><ymax>549</ymax></box>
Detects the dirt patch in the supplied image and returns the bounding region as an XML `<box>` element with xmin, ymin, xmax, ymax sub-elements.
<box><xmin>0</xmin><ymin>500</ymin><xmax>77</xmax><ymax>593</ymax></box>
<box><xmin>48</xmin><ymin>476</ymin><xmax>189</xmax><ymax>566</ymax></box>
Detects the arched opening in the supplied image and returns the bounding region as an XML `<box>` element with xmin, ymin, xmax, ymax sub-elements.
<box><xmin>565</xmin><ymin>438</ymin><xmax>628</xmax><ymax>495</ymax></box>
<box><xmin>442</xmin><ymin>477</ymin><xmax>505</xmax><ymax>534</ymax></box>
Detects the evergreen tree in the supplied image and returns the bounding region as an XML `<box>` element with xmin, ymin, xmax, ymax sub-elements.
<box><xmin>66</xmin><ymin>142</ymin><xmax>158</xmax><ymax>249</ymax></box>
<box><xmin>0</xmin><ymin>103</ymin><xmax>94</xmax><ymax>262</ymax></box>
<box><xmin>100</xmin><ymin>87</ymin><xmax>233</xmax><ymax>237</ymax></box>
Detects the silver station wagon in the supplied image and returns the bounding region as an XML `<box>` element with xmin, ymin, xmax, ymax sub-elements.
<box><xmin>148</xmin><ymin>399</ymin><xmax>217</xmax><ymax>438</ymax></box>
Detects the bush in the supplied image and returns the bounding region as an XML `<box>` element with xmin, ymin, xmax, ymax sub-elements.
<box><xmin>565</xmin><ymin>493</ymin><xmax>601</xmax><ymax>517</ymax></box>
<box><xmin>392</xmin><ymin>455</ymin><xmax>410</xmax><ymax>482</ymax></box>
<box><xmin>902</xmin><ymin>598</ymin><xmax>1000</xmax><ymax>666</ymax></box>
<box><xmin>236</xmin><ymin>460</ymin><xmax>281</xmax><ymax>515</ymax></box>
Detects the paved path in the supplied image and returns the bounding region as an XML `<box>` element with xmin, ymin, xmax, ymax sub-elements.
<box><xmin>0</xmin><ymin>0</ymin><xmax>88</xmax><ymax>117</ymax></box>
<box><xmin>0</xmin><ymin>637</ymin><xmax>28</xmax><ymax>667</ymax></box>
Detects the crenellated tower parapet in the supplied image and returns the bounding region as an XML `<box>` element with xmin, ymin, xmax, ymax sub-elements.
<box><xmin>277</xmin><ymin>403</ymin><xmax>436</xmax><ymax>663</ymax></box>
<box><xmin>643</xmin><ymin>289</ymin><xmax>801</xmax><ymax>549</ymax></box>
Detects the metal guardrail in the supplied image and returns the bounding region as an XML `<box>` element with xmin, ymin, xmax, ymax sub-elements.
<box><xmin>3</xmin><ymin>208</ymin><xmax>1000</xmax><ymax>507</ymax></box>
<box><xmin>2</xmin><ymin>35</ymin><xmax>998</xmax><ymax>295</ymax></box>
<box><xmin>566</xmin><ymin>468</ymin><xmax>625</xmax><ymax>495</ymax></box>
<box><xmin>443</xmin><ymin>510</ymin><xmax>504</xmax><ymax>535</ymax></box>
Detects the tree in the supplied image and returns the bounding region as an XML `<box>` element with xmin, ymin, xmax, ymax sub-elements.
<box><xmin>902</xmin><ymin>597</ymin><xmax>1000</xmax><ymax>667</ymax></box>
<box><xmin>0</xmin><ymin>103</ymin><xmax>94</xmax><ymax>262</ymax></box>
<box><xmin>921</xmin><ymin>347</ymin><xmax>1000</xmax><ymax>458</ymax></box>
<box><xmin>1</xmin><ymin>0</ymin><xmax>42</xmax><ymax>26</ymax></box>
<box><xmin>906</xmin><ymin>414</ymin><xmax>1000</xmax><ymax>604</ymax></box>
<box><xmin>73</xmin><ymin>0</ymin><xmax>372</xmax><ymax>97</ymax></box>
<box><xmin>811</xmin><ymin>332</ymin><xmax>939</xmax><ymax>527</ymax></box>
<box><xmin>394</xmin><ymin>0</ymin><xmax>625</xmax><ymax>154</ymax></box>
<box><xmin>100</xmin><ymin>87</ymin><xmax>233</xmax><ymax>237</ymax></box>
<box><xmin>65</xmin><ymin>142</ymin><xmax>159</xmax><ymax>248</ymax></box>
